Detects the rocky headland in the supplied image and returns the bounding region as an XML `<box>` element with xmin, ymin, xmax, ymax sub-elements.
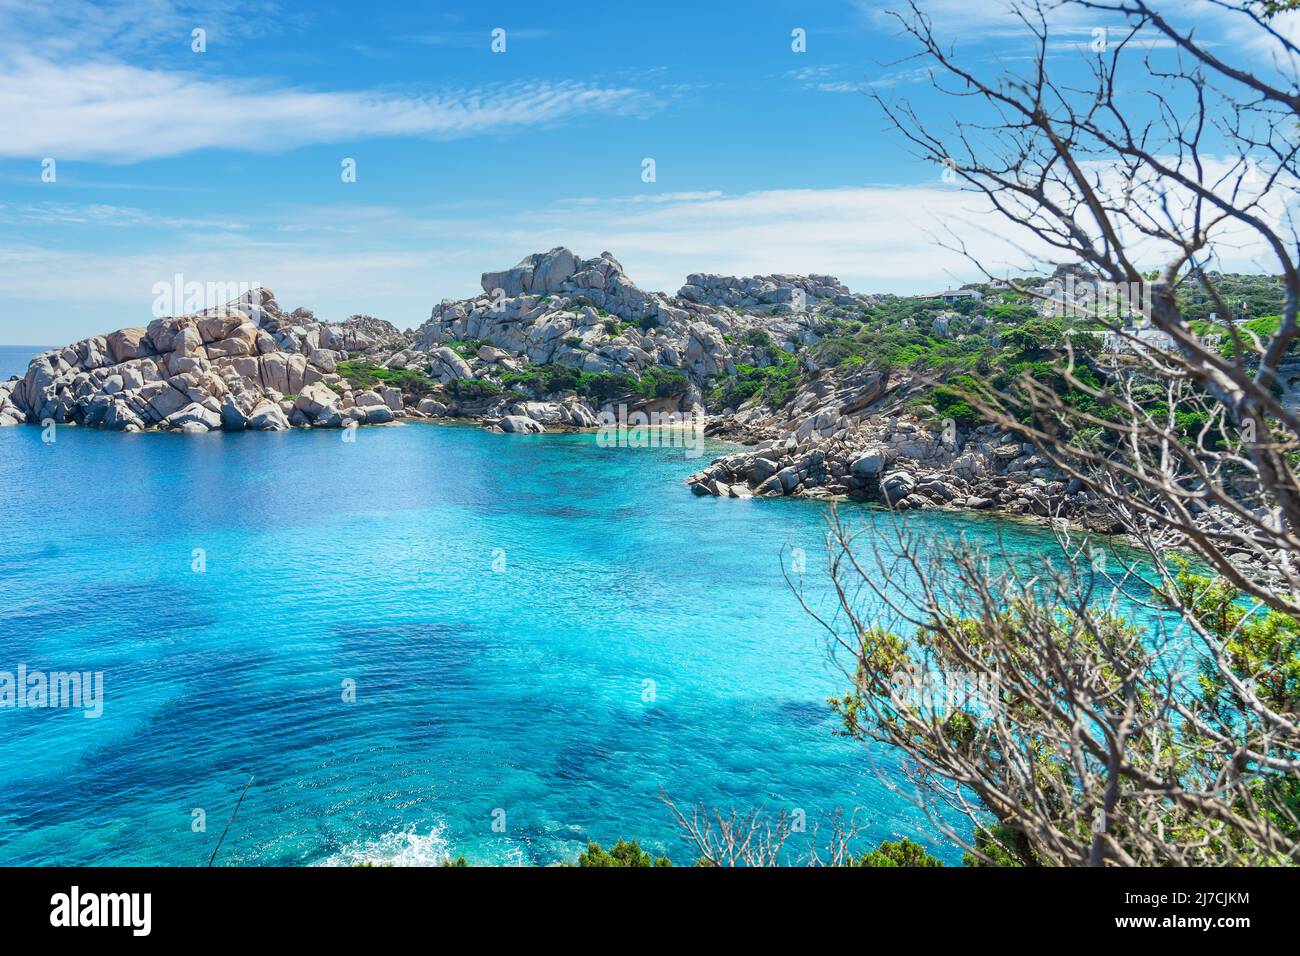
<box><xmin>0</xmin><ymin>246</ymin><xmax>1107</xmax><ymax>525</ymax></box>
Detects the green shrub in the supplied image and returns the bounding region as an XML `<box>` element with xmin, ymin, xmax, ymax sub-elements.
<box><xmin>578</xmin><ymin>371</ymin><xmax>640</xmax><ymax>404</ymax></box>
<box><xmin>1217</xmin><ymin>314</ymin><xmax>1286</xmax><ymax>359</ymax></box>
<box><xmin>444</xmin><ymin>378</ymin><xmax>502</xmax><ymax>401</ymax></box>
<box><xmin>635</xmin><ymin>366</ymin><xmax>689</xmax><ymax>399</ymax></box>
<box><xmin>576</xmin><ymin>839</ymin><xmax>672</xmax><ymax>867</ymax></box>
<box><xmin>931</xmin><ymin>374</ymin><xmax>984</xmax><ymax>426</ymax></box>
<box><xmin>500</xmin><ymin>364</ymin><xmax>580</xmax><ymax>395</ymax></box>
<box><xmin>707</xmin><ymin>349</ymin><xmax>801</xmax><ymax>411</ymax></box>
<box><xmin>335</xmin><ymin>360</ymin><xmax>431</xmax><ymax>391</ymax></box>
<box><xmin>499</xmin><ymin>363</ymin><xmax>688</xmax><ymax>402</ymax></box>
<box><xmin>851</xmin><ymin>838</ymin><xmax>945</xmax><ymax>868</ymax></box>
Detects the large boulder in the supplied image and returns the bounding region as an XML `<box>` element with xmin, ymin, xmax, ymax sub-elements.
<box><xmin>775</xmin><ymin>465</ymin><xmax>801</xmax><ymax>494</ymax></box>
<box><xmin>851</xmin><ymin>450</ymin><xmax>887</xmax><ymax>478</ymax></box>
<box><xmin>0</xmin><ymin>380</ymin><xmax>23</xmax><ymax>426</ymax></box>
<box><xmin>293</xmin><ymin>382</ymin><xmax>343</xmax><ymax>424</ymax></box>
<box><xmin>480</xmin><ymin>246</ymin><xmax>579</xmax><ymax>297</ymax></box>
<box><xmin>220</xmin><ymin>394</ymin><xmax>250</xmax><ymax>431</ymax></box>
<box><xmin>106</xmin><ymin>328</ymin><xmax>153</xmax><ymax>364</ymax></box>
<box><xmin>165</xmin><ymin>402</ymin><xmax>222</xmax><ymax>431</ymax></box>
<box><xmin>195</xmin><ymin>309</ymin><xmax>249</xmax><ymax>344</ymax></box>
<box><xmin>530</xmin><ymin>247</ymin><xmax>579</xmax><ymax>294</ymax></box>
<box><xmin>140</xmin><ymin>383</ymin><xmax>190</xmax><ymax>423</ymax></box>
<box><xmin>430</xmin><ymin>347</ymin><xmax>473</xmax><ymax>381</ymax></box>
<box><xmin>308</xmin><ymin>348</ymin><xmax>338</xmax><ymax>373</ymax></box>
<box><xmin>247</xmin><ymin>399</ymin><xmax>290</xmax><ymax>431</ymax></box>
<box><xmin>881</xmin><ymin>470</ymin><xmax>916</xmax><ymax>504</ymax></box>
<box><xmin>500</xmin><ymin>414</ymin><xmax>545</xmax><ymax>434</ymax></box>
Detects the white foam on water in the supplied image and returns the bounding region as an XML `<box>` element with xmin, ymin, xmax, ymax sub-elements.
<box><xmin>318</xmin><ymin>823</ymin><xmax>455</xmax><ymax>867</ymax></box>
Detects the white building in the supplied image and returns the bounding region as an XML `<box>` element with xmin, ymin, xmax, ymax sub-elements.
<box><xmin>1101</xmin><ymin>325</ymin><xmax>1175</xmax><ymax>354</ymax></box>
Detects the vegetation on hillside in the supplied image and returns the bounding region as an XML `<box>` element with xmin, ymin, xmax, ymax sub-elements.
<box><xmin>334</xmin><ymin>360</ymin><xmax>432</xmax><ymax>392</ymax></box>
<box><xmin>499</xmin><ymin>363</ymin><xmax>688</xmax><ymax>404</ymax></box>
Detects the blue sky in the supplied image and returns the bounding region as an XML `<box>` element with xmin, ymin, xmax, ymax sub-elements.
<box><xmin>0</xmin><ymin>0</ymin><xmax>1293</xmax><ymax>344</ymax></box>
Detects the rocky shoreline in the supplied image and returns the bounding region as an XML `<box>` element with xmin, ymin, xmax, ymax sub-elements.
<box><xmin>0</xmin><ymin>245</ymin><xmax>1104</xmax><ymax>528</ymax></box>
<box><xmin>686</xmin><ymin>414</ymin><xmax>1117</xmax><ymax>532</ymax></box>
<box><xmin>0</xmin><ymin>247</ymin><xmax>857</xmax><ymax>438</ymax></box>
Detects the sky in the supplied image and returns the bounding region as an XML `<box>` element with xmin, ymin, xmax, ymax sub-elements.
<box><xmin>0</xmin><ymin>0</ymin><xmax>1296</xmax><ymax>345</ymax></box>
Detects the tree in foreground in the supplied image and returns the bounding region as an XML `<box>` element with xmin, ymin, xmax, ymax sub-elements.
<box><xmin>659</xmin><ymin>797</ymin><xmax>947</xmax><ymax>866</ymax></box>
<box><xmin>790</xmin><ymin>0</ymin><xmax>1300</xmax><ymax>865</ymax></box>
<box><xmin>576</xmin><ymin>839</ymin><xmax>673</xmax><ymax>867</ymax></box>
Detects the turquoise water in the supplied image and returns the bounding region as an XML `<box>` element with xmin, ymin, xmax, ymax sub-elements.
<box><xmin>0</xmin><ymin>418</ymin><xmax>1082</xmax><ymax>866</ymax></box>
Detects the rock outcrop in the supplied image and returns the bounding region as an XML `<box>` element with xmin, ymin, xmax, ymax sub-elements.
<box><xmin>0</xmin><ymin>288</ymin><xmax>425</xmax><ymax>434</ymax></box>
<box><xmin>409</xmin><ymin>247</ymin><xmax>880</xmax><ymax>410</ymax></box>
<box><xmin>0</xmin><ymin>246</ymin><xmax>1114</xmax><ymax>527</ymax></box>
<box><xmin>686</xmin><ymin>361</ymin><xmax>1115</xmax><ymax>530</ymax></box>
<box><xmin>689</xmin><ymin>417</ymin><xmax>1107</xmax><ymax>524</ymax></box>
<box><xmin>2</xmin><ymin>248</ymin><xmax>894</xmax><ymax>439</ymax></box>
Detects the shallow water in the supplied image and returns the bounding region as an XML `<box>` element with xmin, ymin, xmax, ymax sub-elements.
<box><xmin>0</xmin><ymin>418</ymin><xmax>1104</xmax><ymax>865</ymax></box>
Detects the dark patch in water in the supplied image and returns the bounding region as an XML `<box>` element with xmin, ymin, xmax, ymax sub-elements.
<box><xmin>0</xmin><ymin>580</ymin><xmax>212</xmax><ymax>642</ymax></box>
<box><xmin>551</xmin><ymin>741</ymin><xmax>616</xmax><ymax>781</ymax></box>
<box><xmin>774</xmin><ymin>699</ymin><xmax>833</xmax><ymax>727</ymax></box>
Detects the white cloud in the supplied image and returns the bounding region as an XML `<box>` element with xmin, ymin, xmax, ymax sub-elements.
<box><xmin>0</xmin><ymin>0</ymin><xmax>300</xmax><ymax>59</ymax></box>
<box><xmin>0</xmin><ymin>56</ymin><xmax>656</xmax><ymax>163</ymax></box>
<box><xmin>0</xmin><ymin>184</ymin><xmax>1043</xmax><ymax>345</ymax></box>
<box><xmin>788</xmin><ymin>65</ymin><xmax>863</xmax><ymax>93</ymax></box>
<box><xmin>0</xmin><ymin>0</ymin><xmax>654</xmax><ymax>164</ymax></box>
<box><xmin>523</xmin><ymin>186</ymin><xmax>1022</xmax><ymax>291</ymax></box>
<box><xmin>1</xmin><ymin>174</ymin><xmax>1291</xmax><ymax>346</ymax></box>
<box><xmin>857</xmin><ymin>0</ymin><xmax>1293</xmax><ymax>67</ymax></box>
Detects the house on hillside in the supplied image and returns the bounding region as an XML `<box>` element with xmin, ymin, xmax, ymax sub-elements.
<box><xmin>923</xmin><ymin>289</ymin><xmax>984</xmax><ymax>305</ymax></box>
<box><xmin>1101</xmin><ymin>324</ymin><xmax>1175</xmax><ymax>355</ymax></box>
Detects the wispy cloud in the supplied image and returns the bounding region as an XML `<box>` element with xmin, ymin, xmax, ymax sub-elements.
<box><xmin>0</xmin><ymin>0</ymin><xmax>303</xmax><ymax>59</ymax></box>
<box><xmin>0</xmin><ymin>201</ymin><xmax>247</xmax><ymax>231</ymax></box>
<box><xmin>0</xmin><ymin>0</ymin><xmax>652</xmax><ymax>164</ymax></box>
<box><xmin>0</xmin><ymin>57</ymin><xmax>657</xmax><ymax>162</ymax></box>
<box><xmin>852</xmin><ymin>0</ymin><xmax>1101</xmax><ymax>38</ymax></box>
<box><xmin>863</xmin><ymin>65</ymin><xmax>936</xmax><ymax>88</ymax></box>
<box><xmin>787</xmin><ymin>62</ymin><xmax>935</xmax><ymax>93</ymax></box>
<box><xmin>561</xmin><ymin>191</ymin><xmax>727</xmax><ymax>206</ymax></box>
<box><xmin>408</xmin><ymin>28</ymin><xmax>555</xmax><ymax>48</ymax></box>
<box><xmin>856</xmin><ymin>0</ymin><xmax>1286</xmax><ymax>61</ymax></box>
<box><xmin>787</xmin><ymin>64</ymin><xmax>864</xmax><ymax>93</ymax></box>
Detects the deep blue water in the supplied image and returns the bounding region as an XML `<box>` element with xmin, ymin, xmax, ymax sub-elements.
<box><xmin>0</xmin><ymin>414</ymin><xmax>1096</xmax><ymax>866</ymax></box>
<box><xmin>1</xmin><ymin>345</ymin><xmax>45</xmax><ymax>380</ymax></box>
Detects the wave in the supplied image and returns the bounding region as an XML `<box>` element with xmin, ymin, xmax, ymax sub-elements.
<box><xmin>318</xmin><ymin>823</ymin><xmax>455</xmax><ymax>867</ymax></box>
